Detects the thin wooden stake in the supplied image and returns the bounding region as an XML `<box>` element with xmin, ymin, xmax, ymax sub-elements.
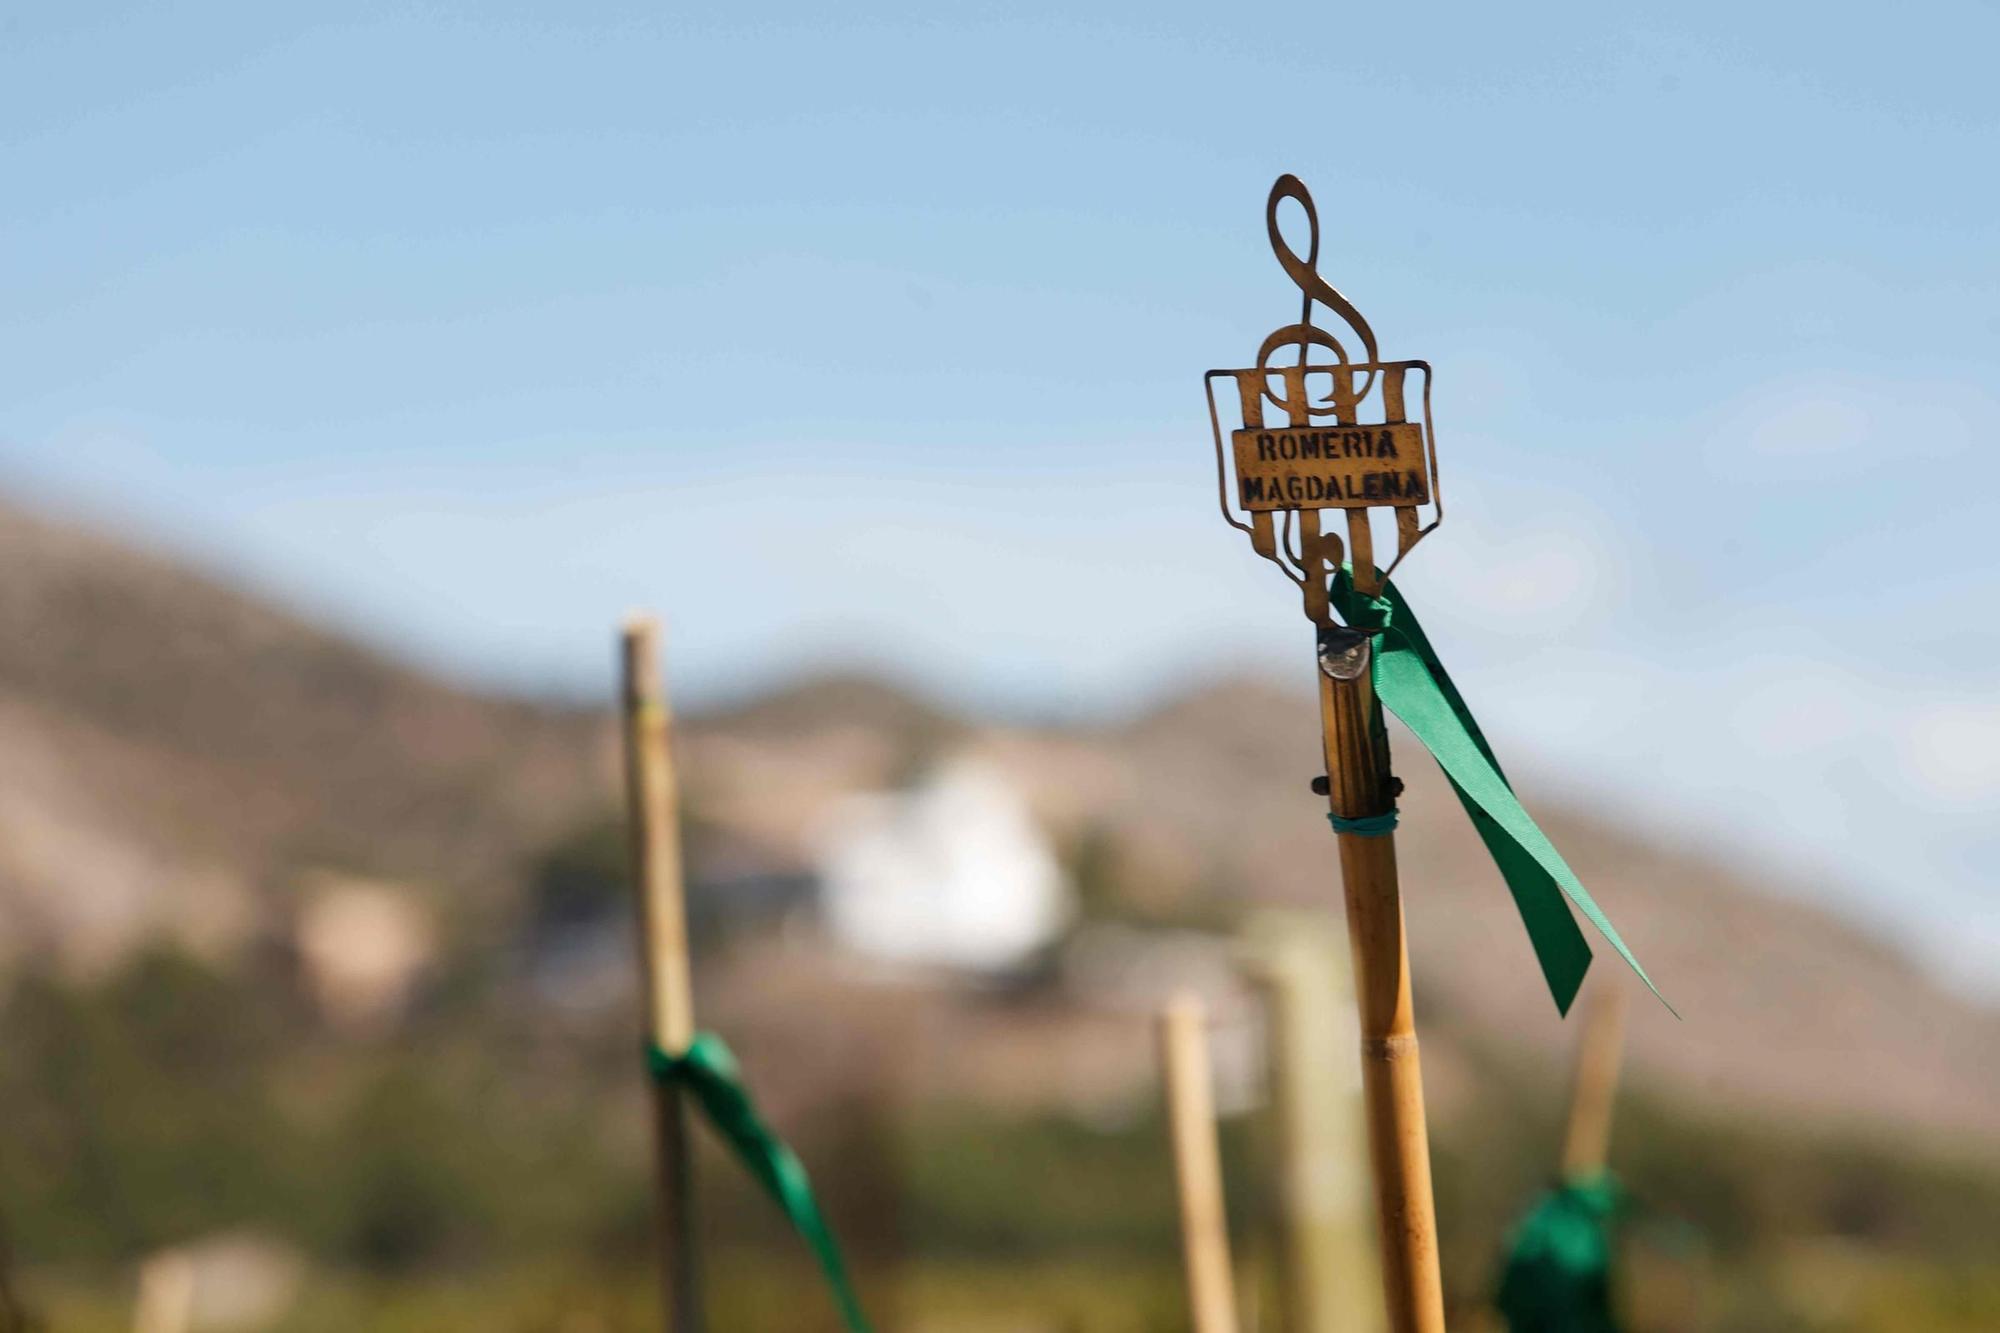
<box><xmin>1161</xmin><ymin>994</ymin><xmax>1242</xmax><ymax>1333</ymax></box>
<box><xmin>621</xmin><ymin>615</ymin><xmax>702</xmax><ymax>1332</ymax></box>
<box><xmin>1559</xmin><ymin>984</ymin><xmax>1629</xmax><ymax>1182</ymax></box>
<box><xmin>1242</xmin><ymin>917</ymin><xmax>1384</xmax><ymax>1333</ymax></box>
<box><xmin>1318</xmin><ymin>624</ymin><xmax>1447</xmax><ymax>1333</ymax></box>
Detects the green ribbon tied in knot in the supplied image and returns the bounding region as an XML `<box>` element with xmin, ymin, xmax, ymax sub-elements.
<box><xmin>1328</xmin><ymin>569</ymin><xmax>1670</xmax><ymax>1017</ymax></box>
<box><xmin>648</xmin><ymin>1033</ymin><xmax>874</xmax><ymax>1333</ymax></box>
<box><xmin>1495</xmin><ymin>1173</ymin><xmax>1625</xmax><ymax>1333</ymax></box>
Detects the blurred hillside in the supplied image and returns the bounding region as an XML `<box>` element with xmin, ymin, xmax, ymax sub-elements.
<box><xmin>0</xmin><ymin>493</ymin><xmax>609</xmax><ymax>973</ymax></box>
<box><xmin>6</xmin><ymin>492</ymin><xmax>1987</xmax><ymax>1144</ymax></box>
<box><xmin>1</xmin><ymin>492</ymin><xmax>1995</xmax><ymax>1330</ymax></box>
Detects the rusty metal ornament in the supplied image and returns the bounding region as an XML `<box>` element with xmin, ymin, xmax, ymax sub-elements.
<box><xmin>1205</xmin><ymin>174</ymin><xmax>1441</xmax><ymax>620</ymax></box>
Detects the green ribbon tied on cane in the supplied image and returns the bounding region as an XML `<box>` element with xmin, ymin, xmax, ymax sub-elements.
<box><xmin>1495</xmin><ymin>1173</ymin><xmax>1625</xmax><ymax>1333</ymax></box>
<box><xmin>648</xmin><ymin>1033</ymin><xmax>874</xmax><ymax>1333</ymax></box>
<box><xmin>1328</xmin><ymin>569</ymin><xmax>1670</xmax><ymax>1017</ymax></box>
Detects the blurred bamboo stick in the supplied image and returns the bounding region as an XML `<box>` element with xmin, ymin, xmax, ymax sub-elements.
<box><xmin>1560</xmin><ymin>983</ymin><xmax>1629</xmax><ymax>1182</ymax></box>
<box><xmin>1161</xmin><ymin>993</ymin><xmax>1241</xmax><ymax>1333</ymax></box>
<box><xmin>1242</xmin><ymin>915</ymin><xmax>1384</xmax><ymax>1333</ymax></box>
<box><xmin>621</xmin><ymin>616</ymin><xmax>703</xmax><ymax>1332</ymax></box>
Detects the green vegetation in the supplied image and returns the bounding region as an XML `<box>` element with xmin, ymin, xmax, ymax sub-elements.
<box><xmin>0</xmin><ymin>946</ymin><xmax>645</xmax><ymax>1278</ymax></box>
<box><xmin>2</xmin><ymin>943</ymin><xmax>1995</xmax><ymax>1331</ymax></box>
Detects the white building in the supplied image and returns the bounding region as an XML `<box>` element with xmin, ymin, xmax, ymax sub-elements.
<box><xmin>815</xmin><ymin>757</ymin><xmax>1070</xmax><ymax>974</ymax></box>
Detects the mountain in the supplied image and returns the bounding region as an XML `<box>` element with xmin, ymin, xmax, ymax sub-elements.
<box><xmin>0</xmin><ymin>493</ymin><xmax>610</xmax><ymax>971</ymax></box>
<box><xmin>0</xmin><ymin>489</ymin><xmax>1992</xmax><ymax>1154</ymax></box>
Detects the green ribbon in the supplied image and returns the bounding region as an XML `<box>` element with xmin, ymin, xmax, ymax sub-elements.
<box><xmin>1328</xmin><ymin>569</ymin><xmax>1669</xmax><ymax>1017</ymax></box>
<box><xmin>1494</xmin><ymin>1173</ymin><xmax>1624</xmax><ymax>1333</ymax></box>
<box><xmin>648</xmin><ymin>1033</ymin><xmax>874</xmax><ymax>1333</ymax></box>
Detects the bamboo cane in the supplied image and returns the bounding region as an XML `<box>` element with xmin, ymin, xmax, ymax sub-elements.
<box><xmin>1317</xmin><ymin>615</ymin><xmax>1447</xmax><ymax>1333</ymax></box>
<box><xmin>1160</xmin><ymin>993</ymin><xmax>1241</xmax><ymax>1333</ymax></box>
<box><xmin>620</xmin><ymin>616</ymin><xmax>703</xmax><ymax>1332</ymax></box>
<box><xmin>1242</xmin><ymin>916</ymin><xmax>1384</xmax><ymax>1333</ymax></box>
<box><xmin>1559</xmin><ymin>984</ymin><xmax>1629</xmax><ymax>1183</ymax></box>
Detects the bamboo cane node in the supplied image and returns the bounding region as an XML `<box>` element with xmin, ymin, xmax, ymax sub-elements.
<box><xmin>1361</xmin><ymin>1035</ymin><xmax>1420</xmax><ymax>1059</ymax></box>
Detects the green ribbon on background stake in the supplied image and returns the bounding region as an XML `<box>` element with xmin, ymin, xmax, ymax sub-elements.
<box><xmin>1327</xmin><ymin>569</ymin><xmax>1671</xmax><ymax>1018</ymax></box>
<box><xmin>1494</xmin><ymin>1173</ymin><xmax>1625</xmax><ymax>1333</ymax></box>
<box><xmin>648</xmin><ymin>1033</ymin><xmax>874</xmax><ymax>1333</ymax></box>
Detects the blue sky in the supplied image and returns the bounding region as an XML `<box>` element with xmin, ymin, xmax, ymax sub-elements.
<box><xmin>3</xmin><ymin>3</ymin><xmax>1997</xmax><ymax>988</ymax></box>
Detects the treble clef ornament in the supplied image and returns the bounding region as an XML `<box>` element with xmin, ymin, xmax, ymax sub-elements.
<box><xmin>1204</xmin><ymin>174</ymin><xmax>1441</xmax><ymax>623</ymax></box>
